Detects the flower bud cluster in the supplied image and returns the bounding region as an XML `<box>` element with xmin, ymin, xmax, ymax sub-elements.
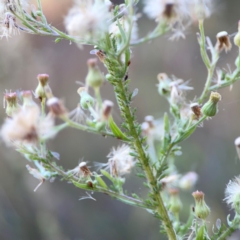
<box><xmin>1</xmin><ymin>74</ymin><xmax>58</xmax><ymax>147</ymax></box>
<box><xmin>69</xmin><ymin>58</ymin><xmax>114</xmax><ymax>132</ymax></box>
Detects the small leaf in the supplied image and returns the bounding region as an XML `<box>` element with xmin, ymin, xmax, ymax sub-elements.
<box><xmin>131</xmin><ymin>88</ymin><xmax>138</xmax><ymax>99</ymax></box>
<box><xmin>72</xmin><ymin>181</ymin><xmax>93</xmax><ymax>190</ymax></box>
<box><xmin>100</xmin><ymin>169</ymin><xmax>115</xmax><ymax>183</ymax></box>
<box><xmin>108</xmin><ymin>116</ymin><xmax>129</xmax><ymax>141</ymax></box>
<box><xmin>216</xmin><ymin>218</ymin><xmax>221</xmax><ymax>230</ymax></box>
<box><xmin>162</xmin><ymin>112</ymin><xmax>171</xmax><ymax>150</ymax></box>
<box><xmin>95</xmin><ymin>174</ymin><xmax>108</xmax><ymax>189</ymax></box>
<box><xmin>50</xmin><ymin>151</ymin><xmax>60</xmax><ymax>160</ymax></box>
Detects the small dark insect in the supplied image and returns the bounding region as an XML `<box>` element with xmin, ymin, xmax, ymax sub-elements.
<box><xmin>124</xmin><ymin>73</ymin><xmax>129</xmax><ymax>81</ymax></box>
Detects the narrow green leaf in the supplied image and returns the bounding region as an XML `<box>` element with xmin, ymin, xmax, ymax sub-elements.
<box><xmin>95</xmin><ymin>175</ymin><xmax>108</xmax><ymax>189</ymax></box>
<box><xmin>108</xmin><ymin>116</ymin><xmax>129</xmax><ymax>141</ymax></box>
<box><xmin>100</xmin><ymin>169</ymin><xmax>115</xmax><ymax>183</ymax></box>
<box><xmin>72</xmin><ymin>181</ymin><xmax>93</xmax><ymax>190</ymax></box>
<box><xmin>196</xmin><ymin>225</ymin><xmax>205</xmax><ymax>240</ymax></box>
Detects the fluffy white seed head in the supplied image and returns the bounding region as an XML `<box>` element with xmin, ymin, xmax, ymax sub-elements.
<box><xmin>105</xmin><ymin>144</ymin><xmax>136</xmax><ymax>177</ymax></box>
<box><xmin>1</xmin><ymin>106</ymin><xmax>55</xmax><ymax>146</ymax></box>
<box><xmin>64</xmin><ymin>0</ymin><xmax>112</xmax><ymax>41</ymax></box>
<box><xmin>224</xmin><ymin>176</ymin><xmax>240</xmax><ymax>214</ymax></box>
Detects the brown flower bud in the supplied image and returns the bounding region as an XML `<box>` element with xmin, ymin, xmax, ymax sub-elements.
<box><xmin>215</xmin><ymin>31</ymin><xmax>232</xmax><ymax>53</ymax></box>
<box><xmin>47</xmin><ymin>97</ymin><xmax>67</xmax><ymax>117</ymax></box>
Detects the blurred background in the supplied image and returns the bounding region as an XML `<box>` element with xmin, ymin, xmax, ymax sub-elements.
<box><xmin>1</xmin><ymin>0</ymin><xmax>240</xmax><ymax>239</ymax></box>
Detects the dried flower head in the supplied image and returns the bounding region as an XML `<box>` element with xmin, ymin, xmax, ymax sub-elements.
<box><xmin>160</xmin><ymin>174</ymin><xmax>179</xmax><ymax>190</ymax></box>
<box><xmin>215</xmin><ymin>31</ymin><xmax>232</xmax><ymax>53</ymax></box>
<box><xmin>90</xmin><ymin>49</ymin><xmax>106</xmax><ymax>63</ymax></box>
<box><xmin>144</xmin><ymin>0</ymin><xmax>186</xmax><ymax>23</ymax></box>
<box><xmin>188</xmin><ymin>0</ymin><xmax>212</xmax><ymax>21</ymax></box>
<box><xmin>0</xmin><ymin>12</ymin><xmax>18</xmax><ymax>39</ymax></box>
<box><xmin>141</xmin><ymin>116</ymin><xmax>164</xmax><ymax>141</ymax></box>
<box><xmin>35</xmin><ymin>74</ymin><xmax>52</xmax><ymax>100</ymax></box>
<box><xmin>47</xmin><ymin>97</ymin><xmax>67</xmax><ymax>117</ymax></box>
<box><xmin>97</xmin><ymin>144</ymin><xmax>135</xmax><ymax>177</ymax></box>
<box><xmin>145</xmin><ymin>115</ymin><xmax>155</xmax><ymax>128</ymax></box>
<box><xmin>190</xmin><ymin>103</ymin><xmax>202</xmax><ymax>120</ymax></box>
<box><xmin>224</xmin><ymin>176</ymin><xmax>240</xmax><ymax>214</ymax></box>
<box><xmin>102</xmin><ymin>100</ymin><xmax>114</xmax><ymax>121</ymax></box>
<box><xmin>4</xmin><ymin>91</ymin><xmax>20</xmax><ymax>117</ymax></box>
<box><xmin>170</xmin><ymin>77</ymin><xmax>193</xmax><ymax>104</ymax></box>
<box><xmin>1</xmin><ymin>106</ymin><xmax>55</xmax><ymax>146</ymax></box>
<box><xmin>4</xmin><ymin>0</ymin><xmax>30</xmax><ymax>12</ymax></box>
<box><xmin>68</xmin><ymin>104</ymin><xmax>86</xmax><ymax>124</ymax></box>
<box><xmin>157</xmin><ymin>73</ymin><xmax>193</xmax><ymax>104</ymax></box>
<box><xmin>68</xmin><ymin>161</ymin><xmax>92</xmax><ymax>179</ymax></box>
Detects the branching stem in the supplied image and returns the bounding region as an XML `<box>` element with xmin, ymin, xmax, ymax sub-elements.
<box><xmin>112</xmin><ymin>78</ymin><xmax>177</xmax><ymax>240</ymax></box>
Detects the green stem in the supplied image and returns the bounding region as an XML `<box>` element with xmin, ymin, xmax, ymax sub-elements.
<box><xmin>47</xmin><ymin>161</ymin><xmax>152</xmax><ymax>210</ymax></box>
<box><xmin>172</xmin><ymin>115</ymin><xmax>207</xmax><ymax>144</ymax></box>
<box><xmin>130</xmin><ymin>22</ymin><xmax>169</xmax><ymax>46</ymax></box>
<box><xmin>12</xmin><ymin>7</ymin><xmax>96</xmax><ymax>45</ymax></box>
<box><xmin>199</xmin><ymin>67</ymin><xmax>215</xmax><ymax>103</ymax></box>
<box><xmin>198</xmin><ymin>20</ymin><xmax>211</xmax><ymax>69</ymax></box>
<box><xmin>117</xmin><ymin>17</ymin><xmax>133</xmax><ymax>62</ymax></box>
<box><xmin>37</xmin><ymin>0</ymin><xmax>48</xmax><ymax>25</ymax></box>
<box><xmin>61</xmin><ymin>116</ymin><xmax>117</xmax><ymax>139</ymax></box>
<box><xmin>113</xmin><ymin>79</ymin><xmax>177</xmax><ymax>240</ymax></box>
<box><xmin>40</xmin><ymin>98</ymin><xmax>47</xmax><ymax>158</ymax></box>
<box><xmin>94</xmin><ymin>87</ymin><xmax>102</xmax><ymax>108</ymax></box>
<box><xmin>209</xmin><ymin>51</ymin><xmax>240</xmax><ymax>91</ymax></box>
<box><xmin>198</xmin><ymin>20</ymin><xmax>219</xmax><ymax>104</ymax></box>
